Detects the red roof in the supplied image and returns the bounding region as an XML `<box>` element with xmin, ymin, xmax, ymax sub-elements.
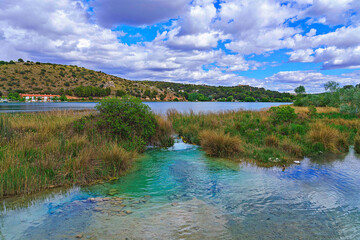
<box><xmin>20</xmin><ymin>94</ymin><xmax>61</xmax><ymax>97</ymax></box>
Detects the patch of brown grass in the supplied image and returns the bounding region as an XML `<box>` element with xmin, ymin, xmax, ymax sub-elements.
<box><xmin>199</xmin><ymin>130</ymin><xmax>243</xmax><ymax>158</ymax></box>
<box><xmin>280</xmin><ymin>138</ymin><xmax>303</xmax><ymax>157</ymax></box>
<box><xmin>101</xmin><ymin>143</ymin><xmax>137</xmax><ymax>175</ymax></box>
<box><xmin>265</xmin><ymin>135</ymin><xmax>280</xmax><ymax>147</ymax></box>
<box><xmin>308</xmin><ymin>122</ymin><xmax>341</xmax><ymax>153</ymax></box>
<box><xmin>292</xmin><ymin>106</ymin><xmax>338</xmax><ymax>114</ymax></box>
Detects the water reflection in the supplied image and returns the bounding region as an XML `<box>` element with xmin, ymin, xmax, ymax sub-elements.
<box><xmin>1</xmin><ymin>139</ymin><xmax>359</xmax><ymax>239</ymax></box>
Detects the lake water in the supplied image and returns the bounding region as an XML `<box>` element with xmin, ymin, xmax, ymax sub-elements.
<box><xmin>1</xmin><ymin>139</ymin><xmax>360</xmax><ymax>239</ymax></box>
<box><xmin>0</xmin><ymin>102</ymin><xmax>290</xmax><ymax>114</ymax></box>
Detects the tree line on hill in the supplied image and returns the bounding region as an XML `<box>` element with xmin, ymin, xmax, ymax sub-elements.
<box><xmin>141</xmin><ymin>81</ymin><xmax>294</xmax><ymax>102</ymax></box>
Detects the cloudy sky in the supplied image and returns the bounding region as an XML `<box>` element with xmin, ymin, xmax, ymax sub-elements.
<box><xmin>1</xmin><ymin>0</ymin><xmax>360</xmax><ymax>92</ymax></box>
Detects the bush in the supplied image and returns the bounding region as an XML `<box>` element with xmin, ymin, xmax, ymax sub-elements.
<box><xmin>307</xmin><ymin>105</ymin><xmax>317</xmax><ymax>118</ymax></box>
<box><xmin>199</xmin><ymin>130</ymin><xmax>243</xmax><ymax>158</ymax></box>
<box><xmin>95</xmin><ymin>96</ymin><xmax>156</xmax><ymax>142</ymax></box>
<box><xmin>268</xmin><ymin>106</ymin><xmax>297</xmax><ymax>123</ymax></box>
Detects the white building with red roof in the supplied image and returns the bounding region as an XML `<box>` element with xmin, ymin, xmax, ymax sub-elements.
<box><xmin>20</xmin><ymin>94</ymin><xmax>61</xmax><ymax>102</ymax></box>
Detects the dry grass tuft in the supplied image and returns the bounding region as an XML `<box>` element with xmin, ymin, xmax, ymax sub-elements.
<box><xmin>265</xmin><ymin>135</ymin><xmax>280</xmax><ymax>147</ymax></box>
<box><xmin>199</xmin><ymin>130</ymin><xmax>243</xmax><ymax>158</ymax></box>
<box><xmin>101</xmin><ymin>143</ymin><xmax>137</xmax><ymax>175</ymax></box>
<box><xmin>280</xmin><ymin>138</ymin><xmax>303</xmax><ymax>157</ymax></box>
<box><xmin>308</xmin><ymin>122</ymin><xmax>342</xmax><ymax>153</ymax></box>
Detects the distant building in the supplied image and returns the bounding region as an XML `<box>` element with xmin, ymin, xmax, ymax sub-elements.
<box><xmin>20</xmin><ymin>94</ymin><xmax>61</xmax><ymax>102</ymax></box>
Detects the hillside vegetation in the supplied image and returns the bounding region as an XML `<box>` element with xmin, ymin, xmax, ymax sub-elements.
<box><xmin>0</xmin><ymin>59</ymin><xmax>293</xmax><ymax>102</ymax></box>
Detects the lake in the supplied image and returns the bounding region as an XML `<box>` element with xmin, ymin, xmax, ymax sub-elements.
<box><xmin>1</xmin><ymin>139</ymin><xmax>360</xmax><ymax>239</ymax></box>
<box><xmin>0</xmin><ymin>102</ymin><xmax>290</xmax><ymax>114</ymax></box>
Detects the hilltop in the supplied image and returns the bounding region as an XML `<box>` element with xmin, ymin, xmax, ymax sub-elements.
<box><xmin>0</xmin><ymin>60</ymin><xmax>293</xmax><ymax>102</ymax></box>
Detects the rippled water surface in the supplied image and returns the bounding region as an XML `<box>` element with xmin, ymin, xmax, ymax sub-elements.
<box><xmin>1</xmin><ymin>140</ymin><xmax>360</xmax><ymax>239</ymax></box>
<box><xmin>0</xmin><ymin>102</ymin><xmax>289</xmax><ymax>114</ymax></box>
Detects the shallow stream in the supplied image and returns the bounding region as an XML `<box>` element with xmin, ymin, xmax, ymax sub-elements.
<box><xmin>1</xmin><ymin>139</ymin><xmax>360</xmax><ymax>239</ymax></box>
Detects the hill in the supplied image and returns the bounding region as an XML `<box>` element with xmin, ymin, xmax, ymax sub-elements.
<box><xmin>0</xmin><ymin>60</ymin><xmax>293</xmax><ymax>102</ymax></box>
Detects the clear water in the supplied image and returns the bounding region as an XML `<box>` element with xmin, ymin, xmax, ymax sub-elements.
<box><xmin>0</xmin><ymin>102</ymin><xmax>290</xmax><ymax>114</ymax></box>
<box><xmin>1</xmin><ymin>139</ymin><xmax>360</xmax><ymax>239</ymax></box>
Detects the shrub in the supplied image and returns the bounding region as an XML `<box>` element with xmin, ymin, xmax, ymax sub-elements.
<box><xmin>307</xmin><ymin>105</ymin><xmax>317</xmax><ymax>118</ymax></box>
<box><xmin>199</xmin><ymin>130</ymin><xmax>243</xmax><ymax>158</ymax></box>
<box><xmin>268</xmin><ymin>106</ymin><xmax>297</xmax><ymax>123</ymax></box>
<box><xmin>95</xmin><ymin>96</ymin><xmax>156</xmax><ymax>142</ymax></box>
<box><xmin>308</xmin><ymin>122</ymin><xmax>341</xmax><ymax>153</ymax></box>
<box><xmin>354</xmin><ymin>135</ymin><xmax>360</xmax><ymax>154</ymax></box>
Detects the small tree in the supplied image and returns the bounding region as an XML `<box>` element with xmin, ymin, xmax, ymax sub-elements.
<box><xmin>60</xmin><ymin>95</ymin><xmax>68</xmax><ymax>102</ymax></box>
<box><xmin>95</xmin><ymin>96</ymin><xmax>156</xmax><ymax>142</ymax></box>
<box><xmin>18</xmin><ymin>58</ymin><xmax>24</xmax><ymax>63</ymax></box>
<box><xmin>227</xmin><ymin>96</ymin><xmax>234</xmax><ymax>102</ymax></box>
<box><xmin>245</xmin><ymin>96</ymin><xmax>255</xmax><ymax>102</ymax></box>
<box><xmin>116</xmin><ymin>90</ymin><xmax>126</xmax><ymax>98</ymax></box>
<box><xmin>295</xmin><ymin>85</ymin><xmax>306</xmax><ymax>95</ymax></box>
<box><xmin>324</xmin><ymin>81</ymin><xmax>339</xmax><ymax>93</ymax></box>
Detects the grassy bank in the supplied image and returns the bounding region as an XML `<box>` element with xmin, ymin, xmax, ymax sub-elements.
<box><xmin>0</xmin><ymin>97</ymin><xmax>173</xmax><ymax>198</ymax></box>
<box><xmin>169</xmin><ymin>106</ymin><xmax>360</xmax><ymax>167</ymax></box>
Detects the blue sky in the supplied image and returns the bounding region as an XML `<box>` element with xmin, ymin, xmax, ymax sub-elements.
<box><xmin>1</xmin><ymin>0</ymin><xmax>360</xmax><ymax>92</ymax></box>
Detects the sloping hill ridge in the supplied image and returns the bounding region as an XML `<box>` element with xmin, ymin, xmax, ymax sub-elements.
<box><xmin>0</xmin><ymin>60</ymin><xmax>293</xmax><ymax>102</ymax></box>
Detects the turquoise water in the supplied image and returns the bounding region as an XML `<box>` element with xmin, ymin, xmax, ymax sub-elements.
<box><xmin>1</xmin><ymin>139</ymin><xmax>360</xmax><ymax>239</ymax></box>
<box><xmin>0</xmin><ymin>102</ymin><xmax>290</xmax><ymax>113</ymax></box>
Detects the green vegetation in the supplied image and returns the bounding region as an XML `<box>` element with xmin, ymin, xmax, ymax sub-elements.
<box><xmin>143</xmin><ymin>81</ymin><xmax>294</xmax><ymax>102</ymax></box>
<box><xmin>294</xmin><ymin>81</ymin><xmax>360</xmax><ymax>114</ymax></box>
<box><xmin>169</xmin><ymin>106</ymin><xmax>359</xmax><ymax>167</ymax></box>
<box><xmin>0</xmin><ymin>98</ymin><xmax>173</xmax><ymax>198</ymax></box>
<box><xmin>73</xmin><ymin>85</ymin><xmax>111</xmax><ymax>97</ymax></box>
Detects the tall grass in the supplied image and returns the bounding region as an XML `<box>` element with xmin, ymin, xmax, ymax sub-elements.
<box><xmin>199</xmin><ymin>130</ymin><xmax>243</xmax><ymax>158</ymax></box>
<box><xmin>169</xmin><ymin>107</ymin><xmax>359</xmax><ymax>166</ymax></box>
<box><xmin>0</xmin><ymin>110</ymin><xmax>172</xmax><ymax>198</ymax></box>
<box><xmin>355</xmin><ymin>135</ymin><xmax>360</xmax><ymax>154</ymax></box>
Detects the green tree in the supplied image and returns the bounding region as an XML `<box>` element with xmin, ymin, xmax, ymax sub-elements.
<box><xmin>295</xmin><ymin>85</ymin><xmax>306</xmax><ymax>95</ymax></box>
<box><xmin>245</xmin><ymin>96</ymin><xmax>255</xmax><ymax>102</ymax></box>
<box><xmin>95</xmin><ymin>96</ymin><xmax>156</xmax><ymax>142</ymax></box>
<box><xmin>116</xmin><ymin>90</ymin><xmax>126</xmax><ymax>97</ymax></box>
<box><xmin>18</xmin><ymin>58</ymin><xmax>24</xmax><ymax>62</ymax></box>
<box><xmin>160</xmin><ymin>94</ymin><xmax>166</xmax><ymax>101</ymax></box>
<box><xmin>226</xmin><ymin>96</ymin><xmax>234</xmax><ymax>102</ymax></box>
<box><xmin>60</xmin><ymin>95</ymin><xmax>68</xmax><ymax>102</ymax></box>
<box><xmin>8</xmin><ymin>92</ymin><xmax>20</xmax><ymax>100</ymax></box>
<box><xmin>324</xmin><ymin>81</ymin><xmax>339</xmax><ymax>93</ymax></box>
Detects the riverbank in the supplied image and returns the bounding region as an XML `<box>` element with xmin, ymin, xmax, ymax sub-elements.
<box><xmin>1</xmin><ymin>103</ymin><xmax>359</xmax><ymax>198</ymax></box>
<box><xmin>0</xmin><ymin>105</ymin><xmax>172</xmax><ymax>198</ymax></box>
<box><xmin>169</xmin><ymin>106</ymin><xmax>360</xmax><ymax>167</ymax></box>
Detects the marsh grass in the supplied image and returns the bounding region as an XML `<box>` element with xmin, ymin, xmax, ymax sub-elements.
<box><xmin>199</xmin><ymin>130</ymin><xmax>243</xmax><ymax>158</ymax></box>
<box><xmin>169</xmin><ymin>107</ymin><xmax>359</xmax><ymax>166</ymax></box>
<box><xmin>0</xmin><ymin>110</ymin><xmax>172</xmax><ymax>198</ymax></box>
